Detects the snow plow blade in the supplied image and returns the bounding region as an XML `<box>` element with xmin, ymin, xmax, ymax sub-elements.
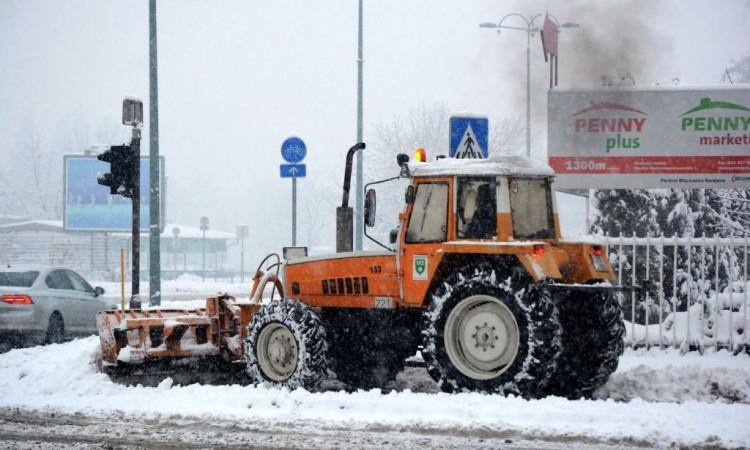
<box><xmin>97</xmin><ymin>294</ymin><xmax>260</xmax><ymax>368</ymax></box>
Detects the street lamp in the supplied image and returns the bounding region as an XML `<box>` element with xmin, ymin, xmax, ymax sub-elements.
<box><xmin>200</xmin><ymin>216</ymin><xmax>209</xmax><ymax>282</ymax></box>
<box><xmin>480</xmin><ymin>14</ymin><xmax>579</xmax><ymax>158</ymax></box>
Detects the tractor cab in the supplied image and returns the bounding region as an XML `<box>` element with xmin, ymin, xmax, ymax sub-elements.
<box><xmin>364</xmin><ymin>152</ymin><xmax>559</xmax><ymax>251</ymax></box>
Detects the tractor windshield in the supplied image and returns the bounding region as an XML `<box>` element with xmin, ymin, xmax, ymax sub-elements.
<box><xmin>509</xmin><ymin>178</ymin><xmax>554</xmax><ymax>239</ymax></box>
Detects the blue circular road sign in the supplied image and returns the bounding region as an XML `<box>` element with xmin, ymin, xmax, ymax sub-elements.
<box><xmin>281</xmin><ymin>137</ymin><xmax>307</xmax><ymax>163</ymax></box>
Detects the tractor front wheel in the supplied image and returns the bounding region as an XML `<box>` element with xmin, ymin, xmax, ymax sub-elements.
<box><xmin>245</xmin><ymin>299</ymin><xmax>328</xmax><ymax>390</ymax></box>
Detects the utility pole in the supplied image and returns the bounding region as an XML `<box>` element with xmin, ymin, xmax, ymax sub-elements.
<box><xmin>200</xmin><ymin>216</ymin><xmax>209</xmax><ymax>282</ymax></box>
<box><xmin>354</xmin><ymin>0</ymin><xmax>364</xmax><ymax>250</ymax></box>
<box><xmin>149</xmin><ymin>0</ymin><xmax>161</xmax><ymax>305</ymax></box>
<box><xmin>479</xmin><ymin>14</ymin><xmax>579</xmax><ymax>159</ymax></box>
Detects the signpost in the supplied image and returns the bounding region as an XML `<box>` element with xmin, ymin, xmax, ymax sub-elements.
<box><xmin>280</xmin><ymin>136</ymin><xmax>307</xmax><ymax>246</ymax></box>
<box><xmin>548</xmin><ymin>86</ymin><xmax>750</xmax><ymax>189</ymax></box>
<box><xmin>450</xmin><ymin>115</ymin><xmax>489</xmax><ymax>159</ymax></box>
<box><xmin>237</xmin><ymin>224</ymin><xmax>249</xmax><ymax>283</ymax></box>
<box><xmin>200</xmin><ymin>216</ymin><xmax>209</xmax><ymax>282</ymax></box>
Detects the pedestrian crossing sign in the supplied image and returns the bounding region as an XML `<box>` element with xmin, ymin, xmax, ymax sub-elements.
<box><xmin>449</xmin><ymin>116</ymin><xmax>488</xmax><ymax>159</ymax></box>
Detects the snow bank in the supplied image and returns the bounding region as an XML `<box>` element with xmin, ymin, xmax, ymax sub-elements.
<box><xmin>597</xmin><ymin>348</ymin><xmax>750</xmax><ymax>404</ymax></box>
<box><xmin>625</xmin><ymin>281</ymin><xmax>749</xmax><ymax>349</ymax></box>
<box><xmin>0</xmin><ymin>339</ymin><xmax>749</xmax><ymax>448</ymax></box>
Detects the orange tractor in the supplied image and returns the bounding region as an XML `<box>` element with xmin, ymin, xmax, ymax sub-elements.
<box><xmin>98</xmin><ymin>143</ymin><xmax>631</xmax><ymax>398</ymax></box>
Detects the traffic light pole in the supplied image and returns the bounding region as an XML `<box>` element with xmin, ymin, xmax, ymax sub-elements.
<box><xmin>131</xmin><ymin>128</ymin><xmax>141</xmax><ymax>308</ymax></box>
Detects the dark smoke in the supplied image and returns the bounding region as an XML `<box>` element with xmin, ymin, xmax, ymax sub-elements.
<box><xmin>496</xmin><ymin>0</ymin><xmax>673</xmax><ymax>157</ymax></box>
<box><xmin>555</xmin><ymin>0</ymin><xmax>672</xmax><ymax>88</ymax></box>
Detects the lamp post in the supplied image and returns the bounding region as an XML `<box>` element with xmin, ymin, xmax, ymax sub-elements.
<box><xmin>200</xmin><ymin>216</ymin><xmax>209</xmax><ymax>282</ymax></box>
<box><xmin>480</xmin><ymin>14</ymin><xmax>578</xmax><ymax>158</ymax></box>
<box><xmin>354</xmin><ymin>0</ymin><xmax>364</xmax><ymax>251</ymax></box>
<box><xmin>171</xmin><ymin>226</ymin><xmax>180</xmax><ymax>279</ymax></box>
<box><xmin>236</xmin><ymin>224</ymin><xmax>249</xmax><ymax>283</ymax></box>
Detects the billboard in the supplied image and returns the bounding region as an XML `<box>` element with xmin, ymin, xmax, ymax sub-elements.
<box><xmin>64</xmin><ymin>155</ymin><xmax>165</xmax><ymax>231</ymax></box>
<box><xmin>548</xmin><ymin>86</ymin><xmax>750</xmax><ymax>189</ymax></box>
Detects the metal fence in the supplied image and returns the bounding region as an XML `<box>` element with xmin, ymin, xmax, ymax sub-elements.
<box><xmin>601</xmin><ymin>235</ymin><xmax>749</xmax><ymax>351</ymax></box>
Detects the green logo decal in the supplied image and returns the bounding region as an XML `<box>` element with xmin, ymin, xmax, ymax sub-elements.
<box><xmin>415</xmin><ymin>259</ymin><xmax>425</xmax><ymax>274</ymax></box>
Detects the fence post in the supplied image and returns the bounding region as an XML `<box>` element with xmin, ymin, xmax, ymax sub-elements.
<box><xmin>685</xmin><ymin>234</ymin><xmax>693</xmax><ymax>351</ymax></box>
<box><xmin>744</xmin><ymin>234</ymin><xmax>748</xmax><ymax>351</ymax></box>
<box><xmin>729</xmin><ymin>234</ymin><xmax>735</xmax><ymax>351</ymax></box>
<box><xmin>659</xmin><ymin>233</ymin><xmax>664</xmax><ymax>348</ymax></box>
<box><xmin>632</xmin><ymin>233</ymin><xmax>637</xmax><ymax>345</ymax></box>
<box><xmin>618</xmin><ymin>233</ymin><xmax>624</xmax><ymax>287</ymax></box>
<box><xmin>714</xmin><ymin>243</ymin><xmax>720</xmax><ymax>348</ymax></box>
<box><xmin>700</xmin><ymin>233</ymin><xmax>707</xmax><ymax>351</ymax></box>
<box><xmin>672</xmin><ymin>239</ymin><xmax>678</xmax><ymax>349</ymax></box>
<box><xmin>645</xmin><ymin>234</ymin><xmax>651</xmax><ymax>349</ymax></box>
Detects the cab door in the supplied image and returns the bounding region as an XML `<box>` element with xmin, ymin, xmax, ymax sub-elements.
<box><xmin>399</xmin><ymin>178</ymin><xmax>453</xmax><ymax>306</ymax></box>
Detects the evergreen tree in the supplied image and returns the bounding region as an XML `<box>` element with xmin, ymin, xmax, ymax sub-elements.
<box><xmin>592</xmin><ymin>188</ymin><xmax>746</xmax><ymax>326</ymax></box>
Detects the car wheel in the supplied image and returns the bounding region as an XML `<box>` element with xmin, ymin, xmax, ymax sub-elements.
<box><xmin>45</xmin><ymin>313</ymin><xmax>64</xmax><ymax>344</ymax></box>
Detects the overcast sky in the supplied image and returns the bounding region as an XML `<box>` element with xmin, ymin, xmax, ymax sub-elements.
<box><xmin>1</xmin><ymin>0</ymin><xmax>748</xmax><ymax>260</ymax></box>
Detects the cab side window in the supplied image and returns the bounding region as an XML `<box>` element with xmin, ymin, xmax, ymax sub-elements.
<box><xmin>457</xmin><ymin>177</ymin><xmax>497</xmax><ymax>239</ymax></box>
<box><xmin>406</xmin><ymin>182</ymin><xmax>448</xmax><ymax>243</ymax></box>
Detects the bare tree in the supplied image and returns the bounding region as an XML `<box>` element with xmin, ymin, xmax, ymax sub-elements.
<box><xmin>368</xmin><ymin>103</ymin><xmax>524</xmax><ymax>179</ymax></box>
<box><xmin>363</xmin><ymin>104</ymin><xmax>524</xmax><ymax>249</ymax></box>
<box><xmin>7</xmin><ymin>119</ymin><xmax>64</xmax><ymax>219</ymax></box>
<box><xmin>723</xmin><ymin>53</ymin><xmax>750</xmax><ymax>84</ymax></box>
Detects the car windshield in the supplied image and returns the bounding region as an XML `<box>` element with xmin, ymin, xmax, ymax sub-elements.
<box><xmin>0</xmin><ymin>271</ymin><xmax>39</xmax><ymax>287</ymax></box>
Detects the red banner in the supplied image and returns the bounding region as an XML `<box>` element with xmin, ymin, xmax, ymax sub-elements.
<box><xmin>549</xmin><ymin>156</ymin><xmax>750</xmax><ymax>174</ymax></box>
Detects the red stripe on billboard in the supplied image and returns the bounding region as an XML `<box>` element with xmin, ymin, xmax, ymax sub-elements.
<box><xmin>549</xmin><ymin>156</ymin><xmax>750</xmax><ymax>174</ymax></box>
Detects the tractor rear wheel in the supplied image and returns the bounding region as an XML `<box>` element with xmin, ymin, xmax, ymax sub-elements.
<box><xmin>330</xmin><ymin>348</ymin><xmax>405</xmax><ymax>390</ymax></box>
<box><xmin>245</xmin><ymin>299</ymin><xmax>328</xmax><ymax>390</ymax></box>
<box><xmin>422</xmin><ymin>262</ymin><xmax>561</xmax><ymax>397</ymax></box>
<box><xmin>544</xmin><ymin>290</ymin><xmax>625</xmax><ymax>398</ymax></box>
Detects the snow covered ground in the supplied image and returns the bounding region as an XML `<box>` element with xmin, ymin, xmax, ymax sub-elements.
<box><xmin>1</xmin><ymin>335</ymin><xmax>749</xmax><ymax>448</ymax></box>
<box><xmin>2</xmin><ymin>280</ymin><xmax>749</xmax><ymax>447</ymax></box>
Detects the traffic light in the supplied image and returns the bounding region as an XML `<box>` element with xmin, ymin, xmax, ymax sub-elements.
<box><xmin>97</xmin><ymin>145</ymin><xmax>135</xmax><ymax>198</ymax></box>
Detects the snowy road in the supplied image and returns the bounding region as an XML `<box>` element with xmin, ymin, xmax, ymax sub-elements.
<box><xmin>1</xmin><ymin>337</ymin><xmax>749</xmax><ymax>449</ymax></box>
<box><xmin>0</xmin><ymin>408</ymin><xmax>652</xmax><ymax>450</ymax></box>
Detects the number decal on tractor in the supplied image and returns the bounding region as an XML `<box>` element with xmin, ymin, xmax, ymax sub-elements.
<box><xmin>374</xmin><ymin>297</ymin><xmax>392</xmax><ymax>309</ymax></box>
<box><xmin>370</xmin><ymin>265</ymin><xmax>382</xmax><ymax>273</ymax></box>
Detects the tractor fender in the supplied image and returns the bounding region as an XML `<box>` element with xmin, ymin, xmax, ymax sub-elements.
<box><xmin>435</xmin><ymin>243</ymin><xmax>562</xmax><ymax>283</ymax></box>
<box><xmin>424</xmin><ymin>254</ymin><xmax>532</xmax><ymax>307</ymax></box>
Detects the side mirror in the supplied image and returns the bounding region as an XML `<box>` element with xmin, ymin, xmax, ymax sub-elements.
<box><xmin>94</xmin><ymin>286</ymin><xmax>105</xmax><ymax>297</ymax></box>
<box><xmin>364</xmin><ymin>189</ymin><xmax>377</xmax><ymax>227</ymax></box>
<box><xmin>389</xmin><ymin>227</ymin><xmax>399</xmax><ymax>244</ymax></box>
<box><xmin>405</xmin><ymin>185</ymin><xmax>415</xmax><ymax>204</ymax></box>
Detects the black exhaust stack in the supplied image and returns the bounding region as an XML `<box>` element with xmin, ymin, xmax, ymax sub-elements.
<box><xmin>337</xmin><ymin>142</ymin><xmax>366</xmax><ymax>253</ymax></box>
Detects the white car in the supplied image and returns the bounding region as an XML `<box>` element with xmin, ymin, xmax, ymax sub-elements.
<box><xmin>0</xmin><ymin>265</ymin><xmax>114</xmax><ymax>346</ymax></box>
